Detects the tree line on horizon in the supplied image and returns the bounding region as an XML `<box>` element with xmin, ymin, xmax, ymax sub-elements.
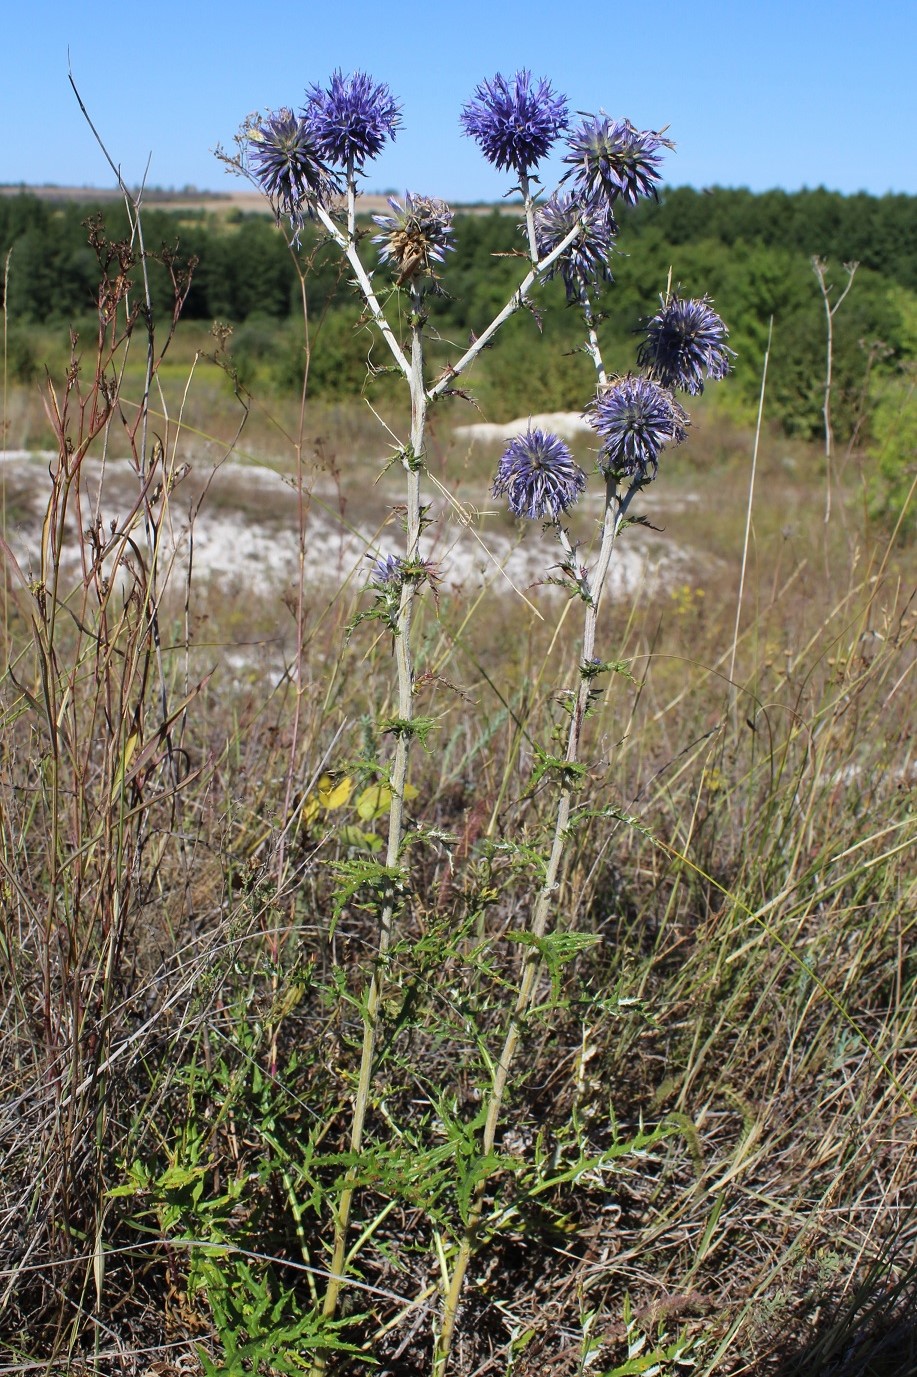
<box><xmin>2</xmin><ymin>186</ymin><xmax>915</xmax><ymax>447</ymax></box>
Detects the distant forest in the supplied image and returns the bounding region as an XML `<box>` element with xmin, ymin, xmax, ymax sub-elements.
<box><xmin>2</xmin><ymin>186</ymin><xmax>915</xmax><ymax>444</ymax></box>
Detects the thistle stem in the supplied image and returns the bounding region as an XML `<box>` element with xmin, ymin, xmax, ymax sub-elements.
<box><xmin>432</xmin><ymin>469</ymin><xmax>639</xmax><ymax>1373</ymax></box>
<box><xmin>578</xmin><ymin>277</ymin><xmax>607</xmax><ymax>386</ymax></box>
<box><xmin>315</xmin><ymin>287</ymin><xmax>426</xmax><ymax>1370</ymax></box>
<box><xmin>434</xmin><ymin>287</ymin><xmax>632</xmax><ymax>1375</ymax></box>
<box><xmin>427</xmin><ymin>218</ymin><xmax>583</xmax><ymax>400</ymax></box>
<box><xmin>346</xmin><ymin>154</ymin><xmax>357</xmax><ymax>243</ymax></box>
<box><xmin>310</xmin><ymin>193</ymin><xmax>587</xmax><ymax>1375</ymax></box>
<box><xmin>313</xmin><ymin>202</ymin><xmax>411</xmax><ymax>379</ymax></box>
<box><xmin>319</xmin><ymin>203</ymin><xmax>582</xmax><ymax>399</ymax></box>
<box><xmin>520</xmin><ymin>171</ymin><xmax>539</xmax><ymax>265</ymax></box>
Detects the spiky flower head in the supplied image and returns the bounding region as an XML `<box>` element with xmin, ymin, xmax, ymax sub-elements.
<box><xmin>247</xmin><ymin>109</ymin><xmax>340</xmax><ymax>225</ymax></box>
<box><xmin>304</xmin><ymin>69</ymin><xmax>401</xmax><ymax>170</ymax></box>
<box><xmin>372</xmin><ymin>193</ymin><xmax>455</xmax><ymax>285</ymax></box>
<box><xmin>564</xmin><ymin>115</ymin><xmax>672</xmax><ymax>206</ymax></box>
<box><xmin>533</xmin><ymin>192</ymin><xmax>616</xmax><ymax>302</ymax></box>
<box><xmin>588</xmin><ymin>375</ymin><xmax>688</xmax><ymax>479</ymax></box>
<box><xmin>492</xmin><ymin>428</ymin><xmax>587</xmax><ymax>520</ymax></box>
<box><xmin>370</xmin><ymin>553</ymin><xmax>404</xmax><ymax>585</ymax></box>
<box><xmin>370</xmin><ymin>552</ymin><xmax>440</xmax><ymax>591</ymax></box>
<box><xmin>638</xmin><ymin>295</ymin><xmax>734</xmax><ymax>395</ymax></box>
<box><xmin>460</xmin><ymin>71</ymin><xmax>568</xmax><ymax>177</ymax></box>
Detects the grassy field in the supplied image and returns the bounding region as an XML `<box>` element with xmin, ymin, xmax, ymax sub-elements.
<box><xmin>0</xmin><ymin>186</ymin><xmax>510</xmax><ymax>216</ymax></box>
<box><xmin>0</xmin><ymin>225</ymin><xmax>915</xmax><ymax>1377</ymax></box>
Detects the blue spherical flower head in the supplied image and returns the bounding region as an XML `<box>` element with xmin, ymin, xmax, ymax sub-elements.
<box><xmin>460</xmin><ymin>71</ymin><xmax>568</xmax><ymax>178</ymax></box>
<box><xmin>248</xmin><ymin>110</ymin><xmax>340</xmax><ymax>224</ymax></box>
<box><xmin>533</xmin><ymin>192</ymin><xmax>616</xmax><ymax>302</ymax></box>
<box><xmin>305</xmin><ymin>69</ymin><xmax>401</xmax><ymax>170</ymax></box>
<box><xmin>564</xmin><ymin>116</ymin><xmax>673</xmax><ymax>207</ymax></box>
<box><xmin>372</xmin><ymin>193</ymin><xmax>455</xmax><ymax>285</ymax></box>
<box><xmin>492</xmin><ymin>428</ymin><xmax>587</xmax><ymax>520</ymax></box>
<box><xmin>638</xmin><ymin>295</ymin><xmax>734</xmax><ymax>395</ymax></box>
<box><xmin>588</xmin><ymin>376</ymin><xmax>688</xmax><ymax>480</ymax></box>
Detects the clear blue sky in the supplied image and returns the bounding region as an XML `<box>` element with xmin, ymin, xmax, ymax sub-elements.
<box><xmin>3</xmin><ymin>0</ymin><xmax>914</xmax><ymax>201</ymax></box>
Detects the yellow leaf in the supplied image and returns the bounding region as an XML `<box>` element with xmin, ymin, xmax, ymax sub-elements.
<box><xmin>319</xmin><ymin>774</ymin><xmax>353</xmax><ymax>810</ymax></box>
<box><xmin>357</xmin><ymin>783</ymin><xmax>389</xmax><ymax>820</ymax></box>
<box><xmin>356</xmin><ymin>782</ymin><xmax>418</xmax><ymax>821</ymax></box>
<box><xmin>339</xmin><ymin>825</ymin><xmax>384</xmax><ymax>853</ymax></box>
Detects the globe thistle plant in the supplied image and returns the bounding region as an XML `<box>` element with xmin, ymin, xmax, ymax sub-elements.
<box><xmin>638</xmin><ymin>294</ymin><xmax>734</xmax><ymax>394</ymax></box>
<box><xmin>589</xmin><ymin>375</ymin><xmax>688</xmax><ymax>479</ymax></box>
<box><xmin>492</xmin><ymin>428</ymin><xmax>587</xmax><ymax>520</ymax></box>
<box><xmin>533</xmin><ymin>191</ymin><xmax>616</xmax><ymax>301</ymax></box>
<box><xmin>305</xmin><ymin>69</ymin><xmax>401</xmax><ymax>171</ymax></box>
<box><xmin>460</xmin><ymin>70</ymin><xmax>568</xmax><ymax>178</ymax></box>
<box><xmin>371</xmin><ymin>193</ymin><xmax>455</xmax><ymax>285</ymax></box>
<box><xmin>564</xmin><ymin>115</ymin><xmax>672</xmax><ymax>206</ymax></box>
<box><xmin>232</xmin><ymin>68</ymin><xmax>733</xmax><ymax>1377</ymax></box>
<box><xmin>247</xmin><ymin>109</ymin><xmax>340</xmax><ymax>225</ymax></box>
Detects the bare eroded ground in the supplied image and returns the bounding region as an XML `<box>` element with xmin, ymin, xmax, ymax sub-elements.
<box><xmin>1</xmin><ymin>416</ymin><xmax>713</xmax><ymax>613</ymax></box>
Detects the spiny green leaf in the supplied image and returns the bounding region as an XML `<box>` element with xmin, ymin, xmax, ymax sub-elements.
<box><xmin>570</xmin><ymin>803</ymin><xmax>654</xmax><ymax>839</ymax></box>
<box><xmin>379</xmin><ymin>714</ymin><xmax>438</xmax><ymax>747</ymax></box>
<box><xmin>528</xmin><ymin>747</ymin><xmax>588</xmax><ymax>794</ymax></box>
<box><xmin>580</xmin><ymin>656</ymin><xmax>636</xmax><ymax>682</ymax></box>
<box><xmin>330</xmin><ymin>857</ymin><xmax>407</xmax><ymax>919</ymax></box>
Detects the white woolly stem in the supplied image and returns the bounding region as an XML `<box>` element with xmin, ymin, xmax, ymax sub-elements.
<box><xmin>315</xmin><ymin>283</ymin><xmax>427</xmax><ymax>1376</ymax></box>
<box><xmin>577</xmin><ymin>274</ymin><xmax>608</xmax><ymax>387</ymax></box>
<box><xmin>346</xmin><ymin>154</ymin><xmax>357</xmax><ymax>243</ymax></box>
<box><xmin>428</xmin><ymin>218</ymin><xmax>584</xmax><ymax>400</ymax></box>
<box><xmin>434</xmin><ymin>276</ymin><xmax>638</xmax><ymax>1373</ymax></box>
<box><xmin>313</xmin><ymin>201</ymin><xmax>411</xmax><ymax>378</ymax></box>
<box><xmin>519</xmin><ymin>171</ymin><xmax>540</xmax><ymax>264</ymax></box>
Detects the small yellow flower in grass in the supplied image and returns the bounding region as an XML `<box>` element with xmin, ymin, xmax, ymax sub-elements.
<box><xmin>703</xmin><ymin>766</ymin><xmax>725</xmax><ymax>794</ymax></box>
<box><xmin>670</xmin><ymin>583</ymin><xmax>705</xmax><ymax>617</ymax></box>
